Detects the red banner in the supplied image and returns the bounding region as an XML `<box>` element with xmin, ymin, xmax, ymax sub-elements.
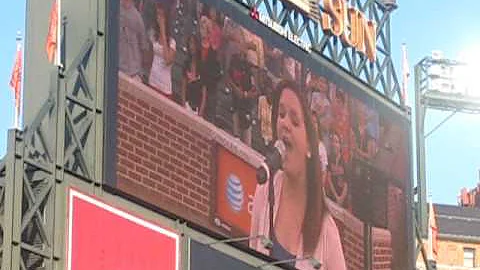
<box><xmin>46</xmin><ymin>0</ymin><xmax>58</xmax><ymax>63</ymax></box>
<box><xmin>67</xmin><ymin>189</ymin><xmax>179</xmax><ymax>270</ymax></box>
<box><xmin>9</xmin><ymin>43</ymin><xmax>22</xmax><ymax>111</ymax></box>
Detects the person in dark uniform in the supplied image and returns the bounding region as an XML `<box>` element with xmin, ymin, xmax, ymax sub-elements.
<box><xmin>227</xmin><ymin>50</ymin><xmax>259</xmax><ymax>146</ymax></box>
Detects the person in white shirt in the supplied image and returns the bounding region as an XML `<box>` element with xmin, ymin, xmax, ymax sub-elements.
<box><xmin>148</xmin><ymin>2</ymin><xmax>176</xmax><ymax>97</ymax></box>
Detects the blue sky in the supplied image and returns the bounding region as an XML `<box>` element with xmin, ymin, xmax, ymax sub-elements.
<box><xmin>390</xmin><ymin>0</ymin><xmax>480</xmax><ymax>205</ymax></box>
<box><xmin>1</xmin><ymin>0</ymin><xmax>25</xmax><ymax>156</ymax></box>
<box><xmin>1</xmin><ymin>0</ymin><xmax>479</xmax><ymax>205</ymax></box>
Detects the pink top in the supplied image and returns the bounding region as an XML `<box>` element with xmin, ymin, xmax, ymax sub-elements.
<box><xmin>250</xmin><ymin>171</ymin><xmax>347</xmax><ymax>270</ymax></box>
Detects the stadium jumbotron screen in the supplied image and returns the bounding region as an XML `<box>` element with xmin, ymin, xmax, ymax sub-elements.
<box><xmin>105</xmin><ymin>0</ymin><xmax>412</xmax><ymax>269</ymax></box>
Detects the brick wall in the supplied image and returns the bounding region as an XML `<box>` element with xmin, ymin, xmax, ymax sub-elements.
<box><xmin>328</xmin><ymin>199</ymin><xmax>365</xmax><ymax>269</ymax></box>
<box><xmin>329</xmin><ymin>198</ymin><xmax>394</xmax><ymax>270</ymax></box>
<box><xmin>372</xmin><ymin>227</ymin><xmax>392</xmax><ymax>270</ymax></box>
<box><xmin>388</xmin><ymin>185</ymin><xmax>408</xmax><ymax>268</ymax></box>
<box><xmin>116</xmin><ymin>73</ymin><xmax>262</xmax><ymax>228</ymax></box>
<box><xmin>117</xmin><ymin>74</ymin><xmax>217</xmax><ymax>226</ymax></box>
<box><xmin>416</xmin><ymin>239</ymin><xmax>480</xmax><ymax>269</ymax></box>
<box><xmin>436</xmin><ymin>239</ymin><xmax>480</xmax><ymax>269</ymax></box>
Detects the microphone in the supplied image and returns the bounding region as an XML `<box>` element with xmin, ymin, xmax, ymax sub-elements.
<box><xmin>256</xmin><ymin>140</ymin><xmax>286</xmax><ymax>185</ymax></box>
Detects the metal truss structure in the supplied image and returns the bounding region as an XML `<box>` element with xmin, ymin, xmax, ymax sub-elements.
<box><xmin>0</xmin><ymin>0</ymin><xmax>402</xmax><ymax>269</ymax></box>
<box><xmin>0</xmin><ymin>8</ymin><xmax>103</xmax><ymax>267</ymax></box>
<box><xmin>235</xmin><ymin>0</ymin><xmax>403</xmax><ymax>105</ymax></box>
<box><xmin>414</xmin><ymin>57</ymin><xmax>480</xmax><ymax>270</ymax></box>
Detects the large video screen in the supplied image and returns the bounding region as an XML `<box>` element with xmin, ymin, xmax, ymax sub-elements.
<box><xmin>108</xmin><ymin>0</ymin><xmax>411</xmax><ymax>269</ymax></box>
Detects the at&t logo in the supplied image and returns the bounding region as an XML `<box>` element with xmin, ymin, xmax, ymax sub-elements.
<box><xmin>226</xmin><ymin>174</ymin><xmax>244</xmax><ymax>212</ymax></box>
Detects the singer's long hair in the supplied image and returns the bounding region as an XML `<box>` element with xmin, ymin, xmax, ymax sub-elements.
<box><xmin>271</xmin><ymin>79</ymin><xmax>326</xmax><ymax>256</ymax></box>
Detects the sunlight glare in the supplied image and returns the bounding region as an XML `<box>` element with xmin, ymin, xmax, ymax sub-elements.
<box><xmin>455</xmin><ymin>46</ymin><xmax>480</xmax><ymax>97</ymax></box>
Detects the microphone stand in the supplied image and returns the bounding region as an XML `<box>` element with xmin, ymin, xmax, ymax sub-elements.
<box><xmin>257</xmin><ymin>140</ymin><xmax>285</xmax><ymax>245</ymax></box>
<box><xmin>268</xmin><ymin>169</ymin><xmax>275</xmax><ymax>244</ymax></box>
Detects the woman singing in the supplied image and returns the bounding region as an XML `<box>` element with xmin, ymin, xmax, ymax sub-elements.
<box><xmin>250</xmin><ymin>80</ymin><xmax>346</xmax><ymax>270</ymax></box>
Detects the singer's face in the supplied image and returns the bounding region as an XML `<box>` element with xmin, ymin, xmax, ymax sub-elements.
<box><xmin>277</xmin><ymin>88</ymin><xmax>309</xmax><ymax>178</ymax></box>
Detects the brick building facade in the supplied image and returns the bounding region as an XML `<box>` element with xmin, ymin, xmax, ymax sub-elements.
<box><xmin>417</xmin><ymin>204</ymin><xmax>480</xmax><ymax>270</ymax></box>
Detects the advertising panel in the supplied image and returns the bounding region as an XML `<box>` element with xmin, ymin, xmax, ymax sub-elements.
<box><xmin>108</xmin><ymin>0</ymin><xmax>411</xmax><ymax>269</ymax></box>
<box><xmin>215</xmin><ymin>146</ymin><xmax>257</xmax><ymax>235</ymax></box>
<box><xmin>67</xmin><ymin>189</ymin><xmax>179</xmax><ymax>270</ymax></box>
